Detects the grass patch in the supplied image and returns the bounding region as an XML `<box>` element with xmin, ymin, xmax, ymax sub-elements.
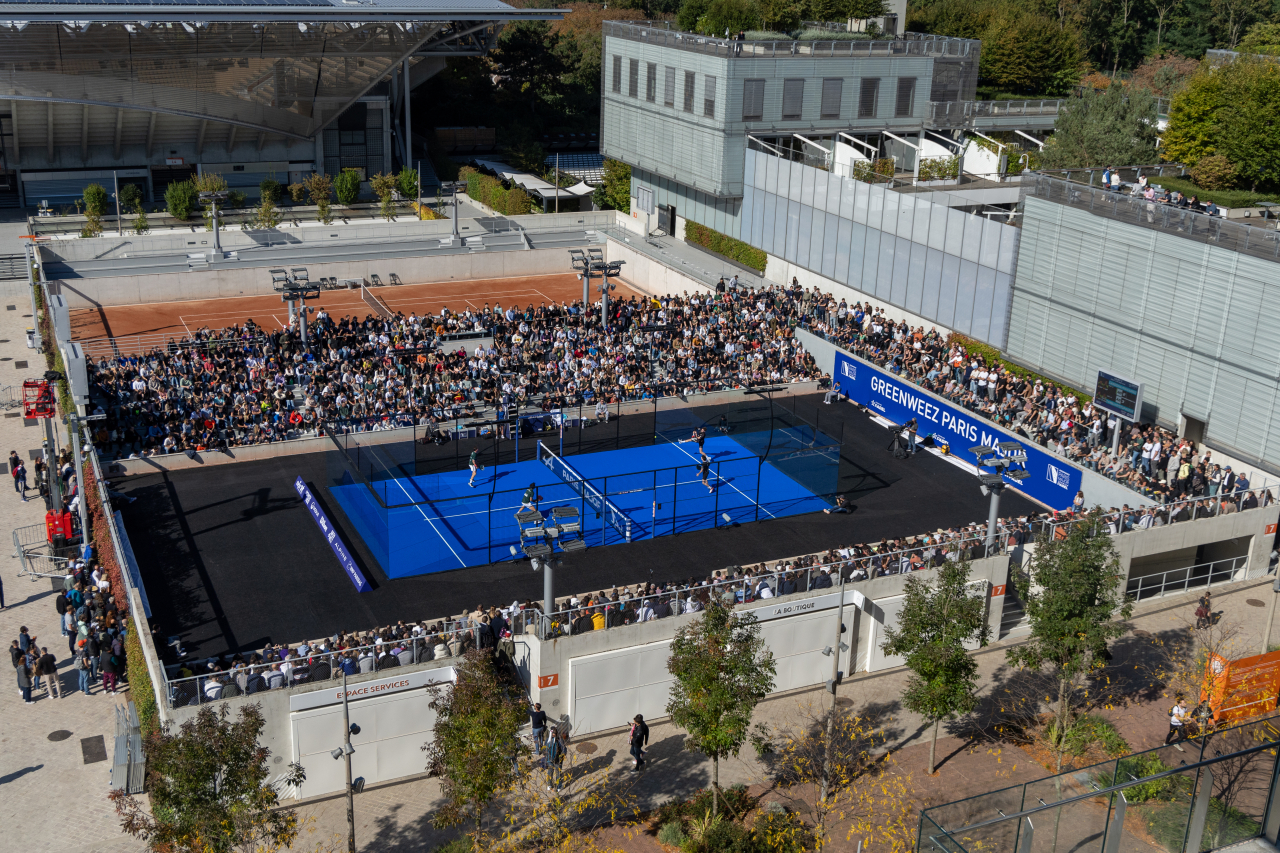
<box><xmin>1147</xmin><ymin>174</ymin><xmax>1280</xmax><ymax>208</ymax></box>
<box><xmin>684</xmin><ymin>221</ymin><xmax>767</xmax><ymax>272</ymax></box>
<box><xmin>1144</xmin><ymin>798</ymin><xmax>1260</xmax><ymax>852</ymax></box>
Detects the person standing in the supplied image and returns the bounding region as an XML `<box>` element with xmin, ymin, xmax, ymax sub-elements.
<box><xmin>1195</xmin><ymin>591</ymin><xmax>1212</xmax><ymax>629</ymax></box>
<box><xmin>100</xmin><ymin>643</ymin><xmax>119</xmax><ymax>694</ymax></box>
<box><xmin>530</xmin><ymin>702</ymin><xmax>548</xmax><ymax>750</ymax></box>
<box><xmin>38</xmin><ymin>647</ymin><xmax>60</xmax><ymax>699</ymax></box>
<box><xmin>468</xmin><ymin>447</ymin><xmax>483</xmax><ymax>488</ymax></box>
<box><xmin>544</xmin><ymin>726</ymin><xmax>567</xmax><ymax>791</ymax></box>
<box><xmin>628</xmin><ymin>713</ymin><xmax>649</xmax><ymax>771</ymax></box>
<box><xmin>13</xmin><ymin>459</ymin><xmax>26</xmax><ymax>501</ymax></box>
<box><xmin>76</xmin><ymin>639</ymin><xmax>92</xmax><ymax>695</ymax></box>
<box><xmin>697</xmin><ymin>451</ymin><xmax>714</xmax><ymax>494</ymax></box>
<box><xmin>15</xmin><ymin>655</ymin><xmax>32</xmax><ymax>704</ymax></box>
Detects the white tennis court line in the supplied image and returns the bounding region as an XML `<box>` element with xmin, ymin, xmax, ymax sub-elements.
<box><xmin>388</xmin><ymin>476</ymin><xmax>466</xmax><ymax>569</ymax></box>
<box><xmin>668</xmin><ymin>441</ymin><xmax>778</xmax><ymax>519</ymax></box>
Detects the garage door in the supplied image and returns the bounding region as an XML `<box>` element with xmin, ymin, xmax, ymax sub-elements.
<box><xmin>289</xmin><ymin>667</ymin><xmax>452</xmax><ymax>799</ymax></box>
<box><xmin>569</xmin><ymin>640</ymin><xmax>674</xmax><ymax>737</ymax></box>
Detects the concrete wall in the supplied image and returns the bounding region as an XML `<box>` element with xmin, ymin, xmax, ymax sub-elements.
<box><xmin>605</xmin><ymin>236</ymin><xmax>715</xmax><ymax>297</ymax></box>
<box><xmin>50</xmin><ymin>246</ymin><xmax>578</xmax><ymax>310</ymax></box>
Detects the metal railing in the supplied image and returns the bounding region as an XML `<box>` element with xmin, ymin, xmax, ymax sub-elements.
<box><xmin>1126</xmin><ymin>555</ymin><xmax>1251</xmax><ymax>601</ymax></box>
<box><xmin>1040</xmin><ymin>487</ymin><xmax>1280</xmax><ymax>540</ymax></box>
<box><xmin>602</xmin><ymin>21</ymin><xmax>977</xmax><ymax>58</ymax></box>
<box><xmin>1031</xmin><ymin>172</ymin><xmax>1280</xmax><ymax>263</ymax></box>
<box><xmin>928</xmin><ymin>99</ymin><xmax>1065</xmax><ymax>128</ymax></box>
<box><xmin>78</xmin><ymin>332</ymin><xmax>267</xmax><ymax>360</ymax></box>
<box><xmin>528</xmin><ymin>531</ymin><xmax>1003</xmax><ymax>640</ymax></box>
<box><xmin>162</xmin><ymin>633</ymin><xmax>477</xmax><ymax>709</ymax></box>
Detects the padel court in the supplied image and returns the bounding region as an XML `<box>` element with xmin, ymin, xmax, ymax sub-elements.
<box><xmin>330</xmin><ymin>431</ymin><xmax>837</xmax><ymax>578</ymax></box>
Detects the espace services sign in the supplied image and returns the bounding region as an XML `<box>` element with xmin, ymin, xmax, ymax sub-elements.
<box><xmin>833</xmin><ymin>352</ymin><xmax>1081</xmax><ymax>510</ymax></box>
<box><xmin>289</xmin><ymin>667</ymin><xmax>456</xmax><ymax>712</ymax></box>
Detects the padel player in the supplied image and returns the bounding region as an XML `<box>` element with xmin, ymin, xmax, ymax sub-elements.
<box><xmin>520</xmin><ymin>482</ymin><xmax>540</xmax><ymax>513</ymax></box>
<box><xmin>680</xmin><ymin>427</ymin><xmax>707</xmax><ymax>451</ymax></box>
<box><xmin>698</xmin><ymin>451</ymin><xmax>714</xmax><ymax>493</ymax></box>
<box><xmin>468</xmin><ymin>448</ymin><xmax>483</xmax><ymax>487</ymax></box>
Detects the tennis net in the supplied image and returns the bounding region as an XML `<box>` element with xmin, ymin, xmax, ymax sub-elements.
<box><xmin>537</xmin><ymin>441</ymin><xmax>632</xmax><ymax>543</ymax></box>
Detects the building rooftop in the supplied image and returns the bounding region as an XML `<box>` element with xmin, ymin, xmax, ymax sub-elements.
<box><xmin>603</xmin><ymin>20</ymin><xmax>977</xmax><ymax>59</ymax></box>
<box><xmin>0</xmin><ymin>0</ymin><xmax>565</xmax><ymax>21</ymax></box>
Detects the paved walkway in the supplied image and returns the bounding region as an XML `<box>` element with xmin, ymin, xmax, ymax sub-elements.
<box><xmin>288</xmin><ymin>576</ymin><xmax>1280</xmax><ymax>851</ymax></box>
<box><xmin>0</xmin><ymin>297</ymin><xmax>144</xmax><ymax>853</ymax></box>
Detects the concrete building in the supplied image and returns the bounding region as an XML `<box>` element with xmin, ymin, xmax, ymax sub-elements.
<box><xmin>0</xmin><ymin>0</ymin><xmax>563</xmax><ymax>208</ymax></box>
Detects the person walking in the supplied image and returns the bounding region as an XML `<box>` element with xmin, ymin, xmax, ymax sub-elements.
<box><xmin>1166</xmin><ymin>695</ymin><xmax>1188</xmax><ymax>747</ymax></box>
<box><xmin>1195</xmin><ymin>591</ymin><xmax>1212</xmax><ymax>629</ymax></box>
<box><xmin>628</xmin><ymin>713</ymin><xmax>649</xmax><ymax>771</ymax></box>
<box><xmin>13</xmin><ymin>459</ymin><xmax>27</xmax><ymax>501</ymax></box>
<box><xmin>38</xmin><ymin>647</ymin><xmax>60</xmax><ymax>699</ymax></box>
<box><xmin>544</xmin><ymin>726</ymin><xmax>567</xmax><ymax>791</ymax></box>
<box><xmin>10</xmin><ymin>450</ymin><xmax>21</xmax><ymax>496</ymax></box>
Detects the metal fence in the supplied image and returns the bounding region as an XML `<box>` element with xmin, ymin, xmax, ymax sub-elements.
<box><xmin>1040</xmin><ymin>487</ymin><xmax>1280</xmax><ymax>542</ymax></box>
<box><xmin>928</xmin><ymin>99</ymin><xmax>1065</xmax><ymax>128</ymax></box>
<box><xmin>110</xmin><ymin>701</ymin><xmax>145</xmax><ymax>795</ymax></box>
<box><xmin>1126</xmin><ymin>555</ymin><xmax>1251</xmax><ymax>601</ymax></box>
<box><xmin>1031</xmin><ymin>172</ymin><xmax>1280</xmax><ymax>263</ymax></box>
<box><xmin>77</xmin><ymin>333</ymin><xmax>267</xmax><ymax>360</ymax></box>
<box><xmin>603</xmin><ymin>21</ymin><xmax>977</xmax><ymax>58</ymax></box>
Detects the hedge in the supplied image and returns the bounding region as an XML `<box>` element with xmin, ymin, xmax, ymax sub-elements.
<box><xmin>948</xmin><ymin>332</ymin><xmax>1092</xmax><ymax>404</ymax></box>
<box><xmin>684</xmin><ymin>220</ymin><xmax>767</xmax><ymax>272</ymax></box>
<box><xmin>458</xmin><ymin>166</ymin><xmax>533</xmax><ymax>216</ymax></box>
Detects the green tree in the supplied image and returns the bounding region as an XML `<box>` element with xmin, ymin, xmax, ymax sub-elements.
<box><xmin>118</xmin><ymin>183</ymin><xmax>143</xmax><ymax>215</ymax></box>
<box><xmin>701</xmin><ymin>0</ymin><xmax>761</xmax><ymax>35</ymax></box>
<box><xmin>302</xmin><ymin>172</ymin><xmax>334</xmax><ymax>224</ymax></box>
<box><xmin>1237</xmin><ymin>20</ymin><xmax>1280</xmax><ymax>54</ymax></box>
<box><xmin>333</xmin><ymin>168</ymin><xmax>362</xmax><ymax>206</ymax></box>
<box><xmin>254</xmin><ymin>195</ymin><xmax>281</xmax><ymax>230</ymax></box>
<box><xmin>1215</xmin><ymin>59</ymin><xmax>1280</xmax><ymax>191</ymax></box>
<box><xmin>81</xmin><ymin>183</ymin><xmax>109</xmax><ymax>237</ymax></box>
<box><xmin>757</xmin><ymin>0</ymin><xmax>804</xmax><ymax>32</ymax></box>
<box><xmin>423</xmin><ymin>650</ymin><xmax>528</xmax><ymax>851</ymax></box>
<box><xmin>370</xmin><ymin>172</ymin><xmax>399</xmax><ymax>221</ymax></box>
<box><xmin>980</xmin><ymin>7</ymin><xmax>1082</xmax><ymax>94</ymax></box>
<box><xmin>1005</xmin><ymin>507</ymin><xmax>1132</xmax><ymax>774</ymax></box>
<box><xmin>1163</xmin><ymin>62</ymin><xmax>1222</xmax><ymax>168</ymax></box>
<box><xmin>133</xmin><ymin>208</ymin><xmax>150</xmax><ymax>235</ymax></box>
<box><xmin>678</xmin><ymin>0</ymin><xmax>712</xmax><ymax>32</ymax></box>
<box><xmin>594</xmin><ymin>158</ymin><xmax>632</xmax><ymax>212</ymax></box>
<box><xmin>493</xmin><ymin>21</ymin><xmax>564</xmax><ymax>115</ymax></box>
<box><xmin>108</xmin><ymin>704</ymin><xmax>305</xmax><ymax>853</ymax></box>
<box><xmin>845</xmin><ymin>0</ymin><xmax>890</xmax><ymax>26</ymax></box>
<box><xmin>880</xmin><ymin>559</ymin><xmax>991</xmax><ymax>775</ymax></box>
<box><xmin>397</xmin><ymin>165</ymin><xmax>419</xmax><ymax>201</ymax></box>
<box><xmin>667</xmin><ymin>600</ymin><xmax>777</xmax><ymax>818</ymax></box>
<box><xmin>259</xmin><ymin>176</ymin><xmax>283</xmax><ymax>206</ymax></box>
<box><xmin>1040</xmin><ymin>84</ymin><xmax>1159</xmax><ymax>168</ymax></box>
<box><xmin>165</xmin><ymin>179</ymin><xmax>199</xmax><ymax>221</ymax></box>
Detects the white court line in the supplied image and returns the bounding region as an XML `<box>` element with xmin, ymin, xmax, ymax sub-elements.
<box><xmin>388</xmin><ymin>476</ymin><xmax>466</xmax><ymax>568</ymax></box>
<box><xmin>668</xmin><ymin>441</ymin><xmax>777</xmax><ymax>519</ymax></box>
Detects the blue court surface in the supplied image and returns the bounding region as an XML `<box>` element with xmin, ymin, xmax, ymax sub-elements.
<box><xmin>330</xmin><ymin>435</ymin><xmax>835</xmax><ymax>578</ymax></box>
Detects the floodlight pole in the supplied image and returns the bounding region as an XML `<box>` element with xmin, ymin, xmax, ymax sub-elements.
<box><xmin>342</xmin><ymin>668</ymin><xmax>356</xmax><ymax>853</ymax></box>
<box><xmin>985</xmin><ymin>485</ymin><xmax>1002</xmax><ymax>556</ymax></box>
<box><xmin>113</xmin><ymin>171</ymin><xmax>122</xmax><ymax>237</ymax></box>
<box><xmin>543</xmin><ymin>557</ymin><xmax>554</xmax><ymax>628</ymax></box>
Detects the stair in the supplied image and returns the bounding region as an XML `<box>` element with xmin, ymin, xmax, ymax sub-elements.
<box><xmin>999</xmin><ymin>571</ymin><xmax>1031</xmax><ymax>638</ymax></box>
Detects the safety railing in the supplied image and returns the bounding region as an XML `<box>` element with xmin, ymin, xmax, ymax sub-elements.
<box><xmin>1039</xmin><ymin>487</ymin><xmax>1280</xmax><ymax>541</ymax></box>
<box><xmin>162</xmin><ymin>632</ymin><xmax>477</xmax><ymax>709</ymax></box>
<box><xmin>12</xmin><ymin>521</ymin><xmax>48</xmax><ymax>557</ymax></box>
<box><xmin>602</xmin><ymin>21</ymin><xmax>977</xmax><ymax>58</ymax></box>
<box><xmin>928</xmin><ymin>99</ymin><xmax>1065</xmax><ymax>128</ymax></box>
<box><xmin>527</xmin><ymin>531</ymin><xmax>1003</xmax><ymax>640</ymax></box>
<box><xmin>77</xmin><ymin>332</ymin><xmax>266</xmax><ymax>360</ymax></box>
<box><xmin>1125</xmin><ymin>555</ymin><xmax>1251</xmax><ymax>601</ymax></box>
<box><xmin>1031</xmin><ymin>172</ymin><xmax>1280</xmax><ymax>263</ymax></box>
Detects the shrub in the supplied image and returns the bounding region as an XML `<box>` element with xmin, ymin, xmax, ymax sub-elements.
<box><xmin>119</xmin><ymin>183</ymin><xmax>143</xmax><ymax>214</ymax></box>
<box><xmin>133</xmin><ymin>210</ymin><xmax>149</xmax><ymax>235</ymax></box>
<box><xmin>657</xmin><ymin>820</ymin><xmax>687</xmax><ymax>846</ymax></box>
<box><xmin>685</xmin><ymin>221</ymin><xmax>767</xmax><ymax>272</ymax></box>
<box><xmin>1190</xmin><ymin>154</ymin><xmax>1237</xmax><ymax>191</ymax></box>
<box><xmin>918</xmin><ymin>156</ymin><xmax>960</xmax><ymax>181</ymax></box>
<box><xmin>1047</xmin><ymin>714</ymin><xmax>1129</xmax><ymax>759</ymax></box>
<box><xmin>370</xmin><ymin>172</ymin><xmax>399</xmax><ymax>221</ymax></box>
<box><xmin>259</xmin><ymin>177</ymin><xmax>282</xmax><ymax>206</ymax></box>
<box><xmin>334</xmin><ymin>169</ymin><xmax>362</xmax><ymax>205</ymax></box>
<box><xmin>429</xmin><ymin>840</ymin><xmax>472</xmax><ymax>853</ymax></box>
<box><xmin>287</xmin><ymin>182</ymin><xmax>308</xmax><ymax>204</ymax></box>
<box><xmin>226</xmin><ymin>190</ymin><xmax>247</xmax><ymax>210</ymax></box>
<box><xmin>397</xmin><ymin>165</ymin><xmax>419</xmax><ymax>201</ymax></box>
<box><xmin>303</xmin><ymin>173</ymin><xmax>334</xmax><ymax>223</ymax></box>
<box><xmin>81</xmin><ymin>183</ymin><xmax>109</xmax><ymax>236</ymax></box>
<box><xmin>254</xmin><ymin>197</ymin><xmax>281</xmax><ymax>230</ymax></box>
<box><xmin>458</xmin><ymin>166</ymin><xmax>534</xmax><ymax>215</ymax></box>
<box><xmin>165</xmin><ymin>180</ymin><xmax>199</xmax><ymax>221</ymax></box>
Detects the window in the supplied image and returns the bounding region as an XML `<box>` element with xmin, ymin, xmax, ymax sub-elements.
<box><xmin>637</xmin><ymin>186</ymin><xmax>654</xmax><ymax>214</ymax></box>
<box><xmin>704</xmin><ymin>75</ymin><xmax>716</xmax><ymax>118</ymax></box>
<box><xmin>646</xmin><ymin>62</ymin><xmax>657</xmax><ymax>102</ymax></box>
<box><xmin>820</xmin><ymin>78</ymin><xmax>843</xmax><ymax>119</ymax></box>
<box><xmin>782</xmin><ymin>79</ymin><xmax>805</xmax><ymax>120</ymax></box>
<box><xmin>684</xmin><ymin>70</ymin><xmax>696</xmax><ymax>113</ymax></box>
<box><xmin>742</xmin><ymin>79</ymin><xmax>765</xmax><ymax>121</ymax></box>
<box><xmin>858</xmin><ymin>77</ymin><xmax>879</xmax><ymax>118</ymax></box>
<box><xmin>895</xmin><ymin>77</ymin><xmax>916</xmax><ymax>117</ymax></box>
<box><xmin>612</xmin><ymin>55</ymin><xmax>621</xmax><ymax>94</ymax></box>
<box><xmin>628</xmin><ymin>58</ymin><xmax>639</xmax><ymax>98</ymax></box>
<box><xmin>664</xmin><ymin>66</ymin><xmax>676</xmax><ymax>107</ymax></box>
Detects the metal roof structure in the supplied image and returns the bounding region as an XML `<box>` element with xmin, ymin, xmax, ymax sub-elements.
<box><xmin>0</xmin><ymin>0</ymin><xmax>564</xmax><ymax>22</ymax></box>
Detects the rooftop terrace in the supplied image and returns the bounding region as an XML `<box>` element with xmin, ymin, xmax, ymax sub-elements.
<box><xmin>603</xmin><ymin>20</ymin><xmax>978</xmax><ymax>59</ymax></box>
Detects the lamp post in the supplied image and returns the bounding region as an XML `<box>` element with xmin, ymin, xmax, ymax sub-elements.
<box><xmin>198</xmin><ymin>189</ymin><xmax>229</xmax><ymax>261</ymax></box>
<box><xmin>440</xmin><ymin>181</ymin><xmax>465</xmax><ymax>239</ymax></box>
<box><xmin>330</xmin><ymin>668</ymin><xmax>362</xmax><ymax>853</ymax></box>
<box><xmin>970</xmin><ymin>442</ymin><xmax>1029</xmax><ymax>556</ymax></box>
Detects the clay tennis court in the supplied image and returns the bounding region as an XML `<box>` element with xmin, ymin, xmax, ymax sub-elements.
<box><xmin>69</xmin><ymin>273</ymin><xmax>644</xmax><ymax>351</ymax></box>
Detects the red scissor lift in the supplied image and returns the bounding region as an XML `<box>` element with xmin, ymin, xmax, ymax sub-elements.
<box><xmin>23</xmin><ymin>379</ymin><xmax>78</xmax><ymax>549</ymax></box>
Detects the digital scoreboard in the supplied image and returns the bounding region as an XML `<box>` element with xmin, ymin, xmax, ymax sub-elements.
<box><xmin>1093</xmin><ymin>371</ymin><xmax>1144</xmax><ymax>421</ymax></box>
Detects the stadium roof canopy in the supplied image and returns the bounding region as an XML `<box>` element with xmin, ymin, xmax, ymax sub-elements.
<box><xmin>0</xmin><ymin>1</ymin><xmax>565</xmax><ymax>141</ymax></box>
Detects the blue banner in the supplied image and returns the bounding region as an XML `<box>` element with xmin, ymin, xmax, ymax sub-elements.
<box><xmin>295</xmin><ymin>476</ymin><xmax>372</xmax><ymax>592</ymax></box>
<box><xmin>832</xmin><ymin>352</ymin><xmax>1081</xmax><ymax>510</ymax></box>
